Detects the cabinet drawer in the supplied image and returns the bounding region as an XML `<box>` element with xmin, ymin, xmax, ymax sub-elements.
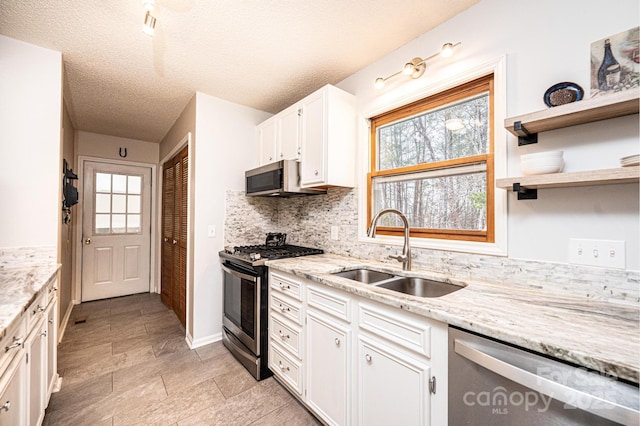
<box><xmin>269</xmin><ymin>343</ymin><xmax>303</xmax><ymax>395</ymax></box>
<box><xmin>269</xmin><ymin>315</ymin><xmax>302</xmax><ymax>358</ymax></box>
<box><xmin>270</xmin><ymin>293</ymin><xmax>303</xmax><ymax>325</ymax></box>
<box><xmin>270</xmin><ymin>272</ymin><xmax>302</xmax><ymax>301</ymax></box>
<box><xmin>307</xmin><ymin>284</ymin><xmax>351</xmax><ymax>322</ymax></box>
<box><xmin>46</xmin><ymin>277</ymin><xmax>58</xmax><ymax>307</ymax></box>
<box><xmin>26</xmin><ymin>290</ymin><xmax>48</xmax><ymax>330</ymax></box>
<box><xmin>359</xmin><ymin>303</ymin><xmax>431</xmax><ymax>358</ymax></box>
<box><xmin>0</xmin><ymin>318</ymin><xmax>26</xmax><ymax>374</ymax></box>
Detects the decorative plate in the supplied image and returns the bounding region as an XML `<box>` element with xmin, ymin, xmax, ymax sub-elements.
<box><xmin>544</xmin><ymin>82</ymin><xmax>584</xmax><ymax>107</ymax></box>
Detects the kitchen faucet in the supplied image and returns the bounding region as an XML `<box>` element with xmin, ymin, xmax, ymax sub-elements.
<box><xmin>367</xmin><ymin>208</ymin><xmax>412</xmax><ymax>271</ymax></box>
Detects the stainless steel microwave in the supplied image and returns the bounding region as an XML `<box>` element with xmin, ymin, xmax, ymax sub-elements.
<box><xmin>245</xmin><ymin>160</ymin><xmax>326</xmax><ymax>197</ymax></box>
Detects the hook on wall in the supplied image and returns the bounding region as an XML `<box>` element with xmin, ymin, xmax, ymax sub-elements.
<box><xmin>119</xmin><ymin>147</ymin><xmax>128</xmax><ymax>158</ymax></box>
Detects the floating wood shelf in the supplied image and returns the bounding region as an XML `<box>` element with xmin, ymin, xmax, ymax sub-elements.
<box><xmin>504</xmin><ymin>90</ymin><xmax>639</xmax><ymax>144</ymax></box>
<box><xmin>497</xmin><ymin>166</ymin><xmax>639</xmax><ymax>193</ymax></box>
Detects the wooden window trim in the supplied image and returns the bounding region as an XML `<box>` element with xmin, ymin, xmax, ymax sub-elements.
<box><xmin>367</xmin><ymin>74</ymin><xmax>495</xmax><ymax>243</ymax></box>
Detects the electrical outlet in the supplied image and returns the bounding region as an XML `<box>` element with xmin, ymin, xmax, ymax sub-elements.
<box><xmin>207</xmin><ymin>225</ymin><xmax>216</xmax><ymax>238</ymax></box>
<box><xmin>569</xmin><ymin>239</ymin><xmax>625</xmax><ymax>269</ymax></box>
<box><xmin>330</xmin><ymin>225</ymin><xmax>339</xmax><ymax>240</ymax></box>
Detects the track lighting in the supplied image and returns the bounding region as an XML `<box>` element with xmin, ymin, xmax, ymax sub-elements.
<box><xmin>374</xmin><ymin>42</ymin><xmax>461</xmax><ymax>89</ymax></box>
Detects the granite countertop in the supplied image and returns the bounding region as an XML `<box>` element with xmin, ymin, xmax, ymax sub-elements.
<box><xmin>0</xmin><ymin>260</ymin><xmax>60</xmax><ymax>339</ymax></box>
<box><xmin>266</xmin><ymin>253</ymin><xmax>640</xmax><ymax>384</ymax></box>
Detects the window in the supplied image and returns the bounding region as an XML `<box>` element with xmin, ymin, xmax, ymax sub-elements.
<box><xmin>94</xmin><ymin>172</ymin><xmax>143</xmax><ymax>234</ymax></box>
<box><xmin>368</xmin><ymin>74</ymin><xmax>494</xmax><ymax>242</ymax></box>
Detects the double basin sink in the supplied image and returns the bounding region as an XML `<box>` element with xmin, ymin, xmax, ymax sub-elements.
<box><xmin>331</xmin><ymin>268</ymin><xmax>463</xmax><ymax>298</ymax></box>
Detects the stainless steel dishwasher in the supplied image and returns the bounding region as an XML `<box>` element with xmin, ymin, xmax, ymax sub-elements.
<box><xmin>449</xmin><ymin>327</ymin><xmax>640</xmax><ymax>425</ymax></box>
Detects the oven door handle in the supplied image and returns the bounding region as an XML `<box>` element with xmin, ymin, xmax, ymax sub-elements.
<box><xmin>221</xmin><ymin>263</ymin><xmax>259</xmax><ymax>283</ymax></box>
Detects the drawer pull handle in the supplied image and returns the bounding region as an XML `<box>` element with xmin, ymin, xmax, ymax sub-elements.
<box><xmin>41</xmin><ymin>330</ymin><xmax>47</xmax><ymax>338</ymax></box>
<box><xmin>365</xmin><ymin>354</ymin><xmax>372</xmax><ymax>363</ymax></box>
<box><xmin>335</xmin><ymin>338</ymin><xmax>341</xmax><ymax>347</ymax></box>
<box><xmin>278</xmin><ymin>330</ymin><xmax>290</xmax><ymax>340</ymax></box>
<box><xmin>33</xmin><ymin>305</ymin><xmax>45</xmax><ymax>314</ymax></box>
<box><xmin>279</xmin><ymin>304</ymin><xmax>290</xmax><ymax>313</ymax></box>
<box><xmin>1</xmin><ymin>401</ymin><xmax>9</xmax><ymax>412</ymax></box>
<box><xmin>278</xmin><ymin>361</ymin><xmax>290</xmax><ymax>372</ymax></box>
<box><xmin>4</xmin><ymin>338</ymin><xmax>22</xmax><ymax>352</ymax></box>
<box><xmin>279</xmin><ymin>283</ymin><xmax>290</xmax><ymax>290</ymax></box>
<box><xmin>49</xmin><ymin>286</ymin><xmax>58</xmax><ymax>293</ymax></box>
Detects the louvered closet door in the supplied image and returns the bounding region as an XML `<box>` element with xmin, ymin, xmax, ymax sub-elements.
<box><xmin>161</xmin><ymin>146</ymin><xmax>188</xmax><ymax>327</ymax></box>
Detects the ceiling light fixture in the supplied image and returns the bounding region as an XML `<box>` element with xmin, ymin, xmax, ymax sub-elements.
<box><xmin>374</xmin><ymin>42</ymin><xmax>461</xmax><ymax>89</ymax></box>
<box><xmin>143</xmin><ymin>10</ymin><xmax>156</xmax><ymax>36</ymax></box>
<box><xmin>445</xmin><ymin>118</ymin><xmax>465</xmax><ymax>131</ymax></box>
<box><xmin>142</xmin><ymin>0</ymin><xmax>155</xmax><ymax>11</ymax></box>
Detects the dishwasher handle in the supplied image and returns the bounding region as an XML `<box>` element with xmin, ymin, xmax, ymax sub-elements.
<box><xmin>454</xmin><ymin>338</ymin><xmax>638</xmax><ymax>425</ymax></box>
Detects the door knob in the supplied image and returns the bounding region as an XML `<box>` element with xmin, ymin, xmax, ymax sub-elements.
<box><xmin>84</xmin><ymin>238</ymin><xmax>91</xmax><ymax>245</ymax></box>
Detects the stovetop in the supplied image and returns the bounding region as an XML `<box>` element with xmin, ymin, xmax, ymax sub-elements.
<box><xmin>220</xmin><ymin>244</ymin><xmax>324</xmax><ymax>267</ymax></box>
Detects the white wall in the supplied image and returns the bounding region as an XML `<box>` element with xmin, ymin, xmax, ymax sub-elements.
<box><xmin>191</xmin><ymin>92</ymin><xmax>271</xmax><ymax>344</ymax></box>
<box><xmin>0</xmin><ymin>35</ymin><xmax>62</xmax><ymax>248</ymax></box>
<box><xmin>76</xmin><ymin>130</ymin><xmax>159</xmax><ymax>165</ymax></box>
<box><xmin>337</xmin><ymin>0</ymin><xmax>640</xmax><ymax>270</ymax></box>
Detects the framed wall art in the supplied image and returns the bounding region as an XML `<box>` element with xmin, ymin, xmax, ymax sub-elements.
<box><xmin>590</xmin><ymin>26</ymin><xmax>639</xmax><ymax>97</ymax></box>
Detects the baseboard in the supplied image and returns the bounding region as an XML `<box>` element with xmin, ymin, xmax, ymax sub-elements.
<box><xmin>57</xmin><ymin>300</ymin><xmax>78</xmax><ymax>343</ymax></box>
<box><xmin>186</xmin><ymin>331</ymin><xmax>222</xmax><ymax>349</ymax></box>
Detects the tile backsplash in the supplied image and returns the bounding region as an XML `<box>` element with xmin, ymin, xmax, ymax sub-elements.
<box><xmin>225</xmin><ymin>189</ymin><xmax>639</xmax><ymax>304</ymax></box>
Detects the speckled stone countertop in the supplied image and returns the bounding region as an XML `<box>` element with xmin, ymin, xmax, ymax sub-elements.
<box><xmin>266</xmin><ymin>253</ymin><xmax>640</xmax><ymax>384</ymax></box>
<box><xmin>0</xmin><ymin>247</ymin><xmax>60</xmax><ymax>339</ymax></box>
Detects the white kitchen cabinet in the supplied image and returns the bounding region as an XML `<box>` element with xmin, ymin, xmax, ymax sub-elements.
<box><xmin>299</xmin><ymin>85</ymin><xmax>356</xmax><ymax>188</ymax></box>
<box><xmin>25</xmin><ymin>317</ymin><xmax>47</xmax><ymax>426</ymax></box>
<box><xmin>268</xmin><ymin>269</ymin><xmax>447</xmax><ymax>426</ymax></box>
<box><xmin>306</xmin><ymin>310</ymin><xmax>351</xmax><ymax>426</ymax></box>
<box><xmin>0</xmin><ymin>350</ymin><xmax>27</xmax><ymax>426</ymax></box>
<box><xmin>45</xmin><ymin>289</ymin><xmax>58</xmax><ymax>400</ymax></box>
<box><xmin>257</xmin><ymin>116</ymin><xmax>277</xmax><ymax>165</ymax></box>
<box><xmin>357</xmin><ymin>335</ymin><xmax>430</xmax><ymax>426</ymax></box>
<box><xmin>277</xmin><ymin>103</ymin><xmax>301</xmax><ymax>161</ymax></box>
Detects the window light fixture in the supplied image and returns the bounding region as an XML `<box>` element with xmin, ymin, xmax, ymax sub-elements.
<box><xmin>143</xmin><ymin>10</ymin><xmax>156</xmax><ymax>36</ymax></box>
<box><xmin>374</xmin><ymin>42</ymin><xmax>461</xmax><ymax>89</ymax></box>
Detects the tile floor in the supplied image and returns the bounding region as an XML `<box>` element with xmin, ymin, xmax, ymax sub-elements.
<box><xmin>44</xmin><ymin>293</ymin><xmax>320</xmax><ymax>425</ymax></box>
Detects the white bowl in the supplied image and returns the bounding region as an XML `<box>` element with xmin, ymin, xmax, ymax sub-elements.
<box><xmin>520</xmin><ymin>158</ymin><xmax>563</xmax><ymax>175</ymax></box>
<box><xmin>520</xmin><ymin>150</ymin><xmax>564</xmax><ymax>161</ymax></box>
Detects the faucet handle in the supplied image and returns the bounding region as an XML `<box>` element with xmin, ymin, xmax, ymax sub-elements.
<box><xmin>388</xmin><ymin>254</ymin><xmax>407</xmax><ymax>262</ymax></box>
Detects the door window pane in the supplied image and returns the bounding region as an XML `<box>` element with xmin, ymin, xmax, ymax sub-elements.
<box><xmin>96</xmin><ymin>173</ymin><xmax>111</xmax><ymax>192</ymax></box>
<box><xmin>128</xmin><ymin>195</ymin><xmax>141</xmax><ymax>214</ymax></box>
<box><xmin>95</xmin><ymin>214</ymin><xmax>110</xmax><ymax>234</ymax></box>
<box><xmin>112</xmin><ymin>194</ymin><xmax>126</xmax><ymax>213</ymax></box>
<box><xmin>128</xmin><ymin>176</ymin><xmax>142</xmax><ymax>194</ymax></box>
<box><xmin>112</xmin><ymin>175</ymin><xmax>127</xmax><ymax>193</ymax></box>
<box><xmin>127</xmin><ymin>214</ymin><xmax>141</xmax><ymax>233</ymax></box>
<box><xmin>112</xmin><ymin>214</ymin><xmax>126</xmax><ymax>233</ymax></box>
<box><xmin>95</xmin><ymin>194</ymin><xmax>111</xmax><ymax>213</ymax></box>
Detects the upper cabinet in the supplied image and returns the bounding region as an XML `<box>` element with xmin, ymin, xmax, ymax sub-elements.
<box><xmin>256</xmin><ymin>84</ymin><xmax>356</xmax><ymax>188</ymax></box>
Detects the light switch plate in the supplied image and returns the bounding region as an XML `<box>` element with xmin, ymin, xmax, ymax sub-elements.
<box><xmin>568</xmin><ymin>238</ymin><xmax>625</xmax><ymax>269</ymax></box>
<box><xmin>207</xmin><ymin>225</ymin><xmax>216</xmax><ymax>238</ymax></box>
<box><xmin>330</xmin><ymin>225</ymin><xmax>339</xmax><ymax>240</ymax></box>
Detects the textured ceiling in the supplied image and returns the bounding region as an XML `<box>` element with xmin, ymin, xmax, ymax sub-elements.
<box><xmin>0</xmin><ymin>0</ymin><xmax>479</xmax><ymax>143</ymax></box>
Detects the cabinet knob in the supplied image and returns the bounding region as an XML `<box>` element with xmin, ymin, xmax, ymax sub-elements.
<box><xmin>314</xmin><ymin>170</ymin><xmax>319</xmax><ymax>176</ymax></box>
<box><xmin>334</xmin><ymin>338</ymin><xmax>341</xmax><ymax>347</ymax></box>
<box><xmin>269</xmin><ymin>156</ymin><xmax>273</xmax><ymax>161</ymax></box>
<box><xmin>280</xmin><ymin>153</ymin><xmax>283</xmax><ymax>158</ymax></box>
<box><xmin>49</xmin><ymin>319</ymin><xmax>54</xmax><ymax>324</ymax></box>
<box><xmin>41</xmin><ymin>330</ymin><xmax>47</xmax><ymax>338</ymax></box>
<box><xmin>0</xmin><ymin>401</ymin><xmax>9</xmax><ymax>412</ymax></box>
<box><xmin>163</xmin><ymin>237</ymin><xmax>169</xmax><ymax>242</ymax></box>
<box><xmin>278</xmin><ymin>361</ymin><xmax>290</xmax><ymax>372</ymax></box>
<box><xmin>278</xmin><ymin>330</ymin><xmax>290</xmax><ymax>340</ymax></box>
<box><xmin>172</xmin><ymin>239</ymin><xmax>177</xmax><ymax>245</ymax></box>
<box><xmin>365</xmin><ymin>354</ymin><xmax>372</xmax><ymax>363</ymax></box>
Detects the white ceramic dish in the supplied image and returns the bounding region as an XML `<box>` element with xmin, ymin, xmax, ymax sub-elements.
<box><xmin>520</xmin><ymin>151</ymin><xmax>564</xmax><ymax>175</ymax></box>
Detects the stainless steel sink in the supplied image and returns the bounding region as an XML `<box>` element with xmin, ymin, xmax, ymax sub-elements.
<box><xmin>332</xmin><ymin>269</ymin><xmax>395</xmax><ymax>284</ymax></box>
<box><xmin>374</xmin><ymin>277</ymin><xmax>463</xmax><ymax>298</ymax></box>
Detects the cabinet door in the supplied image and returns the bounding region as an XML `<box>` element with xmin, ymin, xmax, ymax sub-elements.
<box><xmin>277</xmin><ymin>104</ymin><xmax>300</xmax><ymax>161</ymax></box>
<box><xmin>46</xmin><ymin>298</ymin><xmax>58</xmax><ymax>400</ymax></box>
<box><xmin>306</xmin><ymin>311</ymin><xmax>350</xmax><ymax>426</ymax></box>
<box><xmin>300</xmin><ymin>90</ymin><xmax>326</xmax><ymax>187</ymax></box>
<box><xmin>357</xmin><ymin>336</ymin><xmax>430</xmax><ymax>426</ymax></box>
<box><xmin>26</xmin><ymin>319</ymin><xmax>47</xmax><ymax>426</ymax></box>
<box><xmin>257</xmin><ymin>117</ymin><xmax>277</xmax><ymax>165</ymax></box>
<box><xmin>0</xmin><ymin>353</ymin><xmax>27</xmax><ymax>426</ymax></box>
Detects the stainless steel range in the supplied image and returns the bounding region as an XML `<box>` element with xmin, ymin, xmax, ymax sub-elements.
<box><xmin>219</xmin><ymin>233</ymin><xmax>323</xmax><ymax>380</ymax></box>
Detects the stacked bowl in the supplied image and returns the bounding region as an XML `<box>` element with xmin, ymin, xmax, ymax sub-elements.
<box><xmin>520</xmin><ymin>151</ymin><xmax>564</xmax><ymax>175</ymax></box>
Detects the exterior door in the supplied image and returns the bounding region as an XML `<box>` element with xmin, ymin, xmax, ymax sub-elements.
<box><xmin>161</xmin><ymin>146</ymin><xmax>188</xmax><ymax>327</ymax></box>
<box><xmin>81</xmin><ymin>161</ymin><xmax>152</xmax><ymax>301</ymax></box>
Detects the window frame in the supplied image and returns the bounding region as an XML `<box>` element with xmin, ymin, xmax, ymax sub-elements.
<box><xmin>367</xmin><ymin>74</ymin><xmax>495</xmax><ymax>243</ymax></box>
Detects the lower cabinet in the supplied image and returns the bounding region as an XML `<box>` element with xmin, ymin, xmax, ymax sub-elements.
<box><xmin>306</xmin><ymin>311</ymin><xmax>351</xmax><ymax>426</ymax></box>
<box><xmin>0</xmin><ymin>351</ymin><xmax>27</xmax><ymax>426</ymax></box>
<box><xmin>357</xmin><ymin>336</ymin><xmax>430</xmax><ymax>426</ymax></box>
<box><xmin>268</xmin><ymin>270</ymin><xmax>447</xmax><ymax>426</ymax></box>
<box><xmin>26</xmin><ymin>317</ymin><xmax>47</xmax><ymax>426</ymax></box>
<box><xmin>46</xmin><ymin>295</ymin><xmax>58</xmax><ymax>400</ymax></box>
